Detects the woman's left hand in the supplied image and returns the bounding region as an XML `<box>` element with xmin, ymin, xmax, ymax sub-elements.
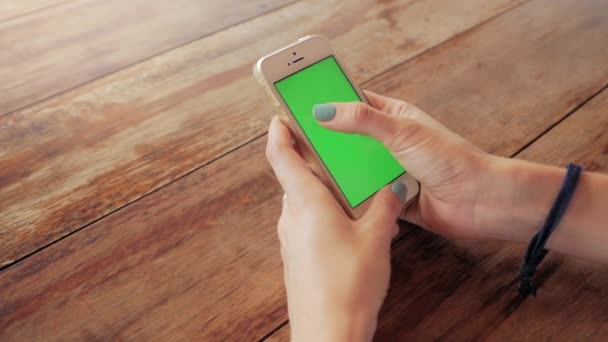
<box><xmin>266</xmin><ymin>116</ymin><xmax>406</xmax><ymax>342</ymax></box>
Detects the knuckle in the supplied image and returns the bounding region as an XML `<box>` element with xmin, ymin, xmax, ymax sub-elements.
<box><xmin>382</xmin><ymin>189</ymin><xmax>402</xmax><ymax>211</ymax></box>
<box><xmin>298</xmin><ymin>186</ymin><xmax>326</xmax><ymax>204</ymax></box>
<box><xmin>265</xmin><ymin>148</ymin><xmax>273</xmax><ymax>164</ymax></box>
<box><xmin>392</xmin><ymin>99</ymin><xmax>419</xmax><ymax>119</ymax></box>
<box><xmin>386</xmin><ymin>118</ymin><xmax>426</xmax><ymax>152</ymax></box>
<box><xmin>276</xmin><ymin>223</ymin><xmax>283</xmax><ymax>240</ymax></box>
<box><xmin>277</xmin><ymin>215</ymin><xmax>289</xmax><ymax>242</ymax></box>
<box><xmin>352</xmin><ymin>102</ymin><xmax>371</xmax><ymax>124</ymax></box>
<box><xmin>265</xmin><ymin>140</ymin><xmax>274</xmax><ymax>160</ymax></box>
<box><xmin>390</xmin><ymin>223</ymin><xmax>400</xmax><ymax>239</ymax></box>
<box><xmin>396</xmin><ymin>101</ymin><xmax>428</xmax><ymax>123</ymax></box>
<box><xmin>392</xmin><ymin>100</ymin><xmax>410</xmax><ymax>116</ymax></box>
<box><xmin>265</xmin><ymin>140</ymin><xmax>283</xmax><ymax>165</ymax></box>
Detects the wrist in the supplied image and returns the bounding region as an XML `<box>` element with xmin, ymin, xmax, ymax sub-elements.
<box><xmin>476</xmin><ymin>156</ymin><xmax>565</xmax><ymax>243</ymax></box>
<box><xmin>291</xmin><ymin>307</ymin><xmax>376</xmax><ymax>342</ymax></box>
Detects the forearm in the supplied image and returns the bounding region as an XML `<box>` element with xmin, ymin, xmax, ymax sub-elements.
<box><xmin>290</xmin><ymin>309</ymin><xmax>375</xmax><ymax>342</ymax></box>
<box><xmin>479</xmin><ymin>156</ymin><xmax>608</xmax><ymax>263</ymax></box>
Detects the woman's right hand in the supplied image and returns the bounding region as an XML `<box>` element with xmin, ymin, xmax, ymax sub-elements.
<box><xmin>315</xmin><ymin>91</ymin><xmax>540</xmax><ymax>241</ymax></box>
<box><xmin>316</xmin><ymin>89</ymin><xmax>608</xmax><ymax>263</ymax></box>
<box><xmin>318</xmin><ymin>90</ymin><xmax>608</xmax><ymax>263</ymax></box>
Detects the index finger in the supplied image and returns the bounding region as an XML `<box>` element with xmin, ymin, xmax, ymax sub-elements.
<box><xmin>266</xmin><ymin>116</ymin><xmax>325</xmax><ymax>199</ymax></box>
<box><xmin>363</xmin><ymin>90</ymin><xmax>445</xmax><ymax>129</ymax></box>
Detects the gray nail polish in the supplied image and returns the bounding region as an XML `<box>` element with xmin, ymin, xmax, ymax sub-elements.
<box><xmin>391</xmin><ymin>182</ymin><xmax>407</xmax><ymax>202</ymax></box>
<box><xmin>313</xmin><ymin>104</ymin><xmax>336</xmax><ymax>121</ymax></box>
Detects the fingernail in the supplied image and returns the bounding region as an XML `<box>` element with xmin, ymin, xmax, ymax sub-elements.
<box><xmin>391</xmin><ymin>182</ymin><xmax>407</xmax><ymax>202</ymax></box>
<box><xmin>313</xmin><ymin>104</ymin><xmax>336</xmax><ymax>121</ymax></box>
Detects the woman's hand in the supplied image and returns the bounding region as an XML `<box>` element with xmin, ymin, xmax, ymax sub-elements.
<box><xmin>318</xmin><ymin>91</ymin><xmax>608</xmax><ymax>263</ymax></box>
<box><xmin>317</xmin><ymin>91</ymin><xmax>495</xmax><ymax>240</ymax></box>
<box><xmin>266</xmin><ymin>116</ymin><xmax>406</xmax><ymax>342</ymax></box>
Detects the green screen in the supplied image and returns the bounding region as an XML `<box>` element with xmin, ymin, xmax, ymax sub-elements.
<box><xmin>275</xmin><ymin>56</ymin><xmax>405</xmax><ymax>207</ymax></box>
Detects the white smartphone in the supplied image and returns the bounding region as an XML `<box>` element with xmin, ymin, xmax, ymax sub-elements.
<box><xmin>254</xmin><ymin>35</ymin><xmax>419</xmax><ymax>219</ymax></box>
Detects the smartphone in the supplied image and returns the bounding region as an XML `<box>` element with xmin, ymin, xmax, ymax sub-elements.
<box><xmin>254</xmin><ymin>35</ymin><xmax>419</xmax><ymax>219</ymax></box>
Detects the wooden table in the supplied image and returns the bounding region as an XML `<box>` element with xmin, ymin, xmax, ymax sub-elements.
<box><xmin>1</xmin><ymin>0</ymin><xmax>607</xmax><ymax>340</ymax></box>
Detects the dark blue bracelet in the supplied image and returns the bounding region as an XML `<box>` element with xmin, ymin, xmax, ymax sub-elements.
<box><xmin>518</xmin><ymin>163</ymin><xmax>583</xmax><ymax>297</ymax></box>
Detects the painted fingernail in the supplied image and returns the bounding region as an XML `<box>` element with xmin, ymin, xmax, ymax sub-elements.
<box><xmin>313</xmin><ymin>104</ymin><xmax>336</xmax><ymax>121</ymax></box>
<box><xmin>391</xmin><ymin>182</ymin><xmax>407</xmax><ymax>202</ymax></box>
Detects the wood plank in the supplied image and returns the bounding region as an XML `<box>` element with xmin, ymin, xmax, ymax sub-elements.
<box><xmin>515</xmin><ymin>89</ymin><xmax>608</xmax><ymax>172</ymax></box>
<box><xmin>0</xmin><ymin>0</ymin><xmax>525</xmax><ymax>266</ymax></box>
<box><xmin>0</xmin><ymin>139</ymin><xmax>289</xmax><ymax>341</ymax></box>
<box><xmin>0</xmin><ymin>0</ymin><xmax>294</xmax><ymax>116</ymax></box>
<box><xmin>2</xmin><ymin>1</ymin><xmax>608</xmax><ymax>340</ymax></box>
<box><xmin>365</xmin><ymin>0</ymin><xmax>608</xmax><ymax>157</ymax></box>
<box><xmin>0</xmin><ymin>0</ymin><xmax>70</xmax><ymax>22</ymax></box>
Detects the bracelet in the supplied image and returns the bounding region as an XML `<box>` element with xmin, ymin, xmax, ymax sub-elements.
<box><xmin>518</xmin><ymin>163</ymin><xmax>583</xmax><ymax>297</ymax></box>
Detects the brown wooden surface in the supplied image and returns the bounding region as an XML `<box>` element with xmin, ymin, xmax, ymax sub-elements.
<box><xmin>366</xmin><ymin>0</ymin><xmax>608</xmax><ymax>156</ymax></box>
<box><xmin>0</xmin><ymin>138</ymin><xmax>288</xmax><ymax>341</ymax></box>
<box><xmin>0</xmin><ymin>0</ymin><xmax>70</xmax><ymax>22</ymax></box>
<box><xmin>0</xmin><ymin>0</ymin><xmax>294</xmax><ymax>116</ymax></box>
<box><xmin>1</xmin><ymin>0</ymin><xmax>607</xmax><ymax>341</ymax></box>
<box><xmin>0</xmin><ymin>0</ymin><xmax>524</xmax><ymax>267</ymax></box>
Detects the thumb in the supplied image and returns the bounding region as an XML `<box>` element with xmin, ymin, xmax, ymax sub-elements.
<box><xmin>360</xmin><ymin>182</ymin><xmax>407</xmax><ymax>242</ymax></box>
<box><xmin>313</xmin><ymin>102</ymin><xmax>426</xmax><ymax>154</ymax></box>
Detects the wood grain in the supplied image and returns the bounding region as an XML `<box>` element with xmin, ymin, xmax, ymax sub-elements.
<box><xmin>515</xmin><ymin>89</ymin><xmax>608</xmax><ymax>172</ymax></box>
<box><xmin>0</xmin><ymin>0</ymin><xmax>294</xmax><ymax>116</ymax></box>
<box><xmin>0</xmin><ymin>0</ymin><xmax>70</xmax><ymax>22</ymax></box>
<box><xmin>365</xmin><ymin>0</ymin><xmax>608</xmax><ymax>157</ymax></box>
<box><xmin>0</xmin><ymin>0</ymin><xmax>525</xmax><ymax>266</ymax></box>
<box><xmin>0</xmin><ymin>139</ymin><xmax>289</xmax><ymax>341</ymax></box>
<box><xmin>2</xmin><ymin>0</ymin><xmax>608</xmax><ymax>340</ymax></box>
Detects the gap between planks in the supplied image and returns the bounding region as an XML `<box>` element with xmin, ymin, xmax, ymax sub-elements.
<box><xmin>0</xmin><ymin>131</ymin><xmax>267</xmax><ymax>272</ymax></box>
<box><xmin>508</xmin><ymin>82</ymin><xmax>608</xmax><ymax>158</ymax></box>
